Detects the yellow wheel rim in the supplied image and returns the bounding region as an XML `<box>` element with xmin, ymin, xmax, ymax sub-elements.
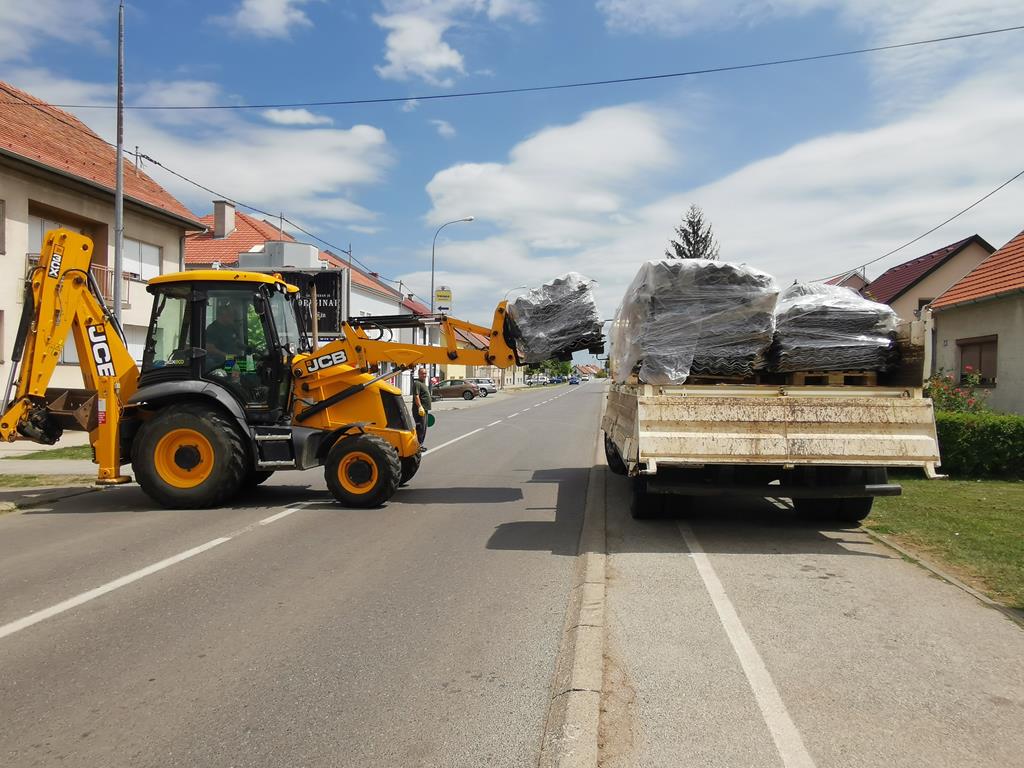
<box><xmin>337</xmin><ymin>451</ymin><xmax>378</xmax><ymax>494</ymax></box>
<box><xmin>154</xmin><ymin>428</ymin><xmax>214</xmax><ymax>489</ymax></box>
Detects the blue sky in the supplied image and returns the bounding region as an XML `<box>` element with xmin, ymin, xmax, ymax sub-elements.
<box><xmin>4</xmin><ymin>1</ymin><xmax>1024</xmax><ymax>322</ymax></box>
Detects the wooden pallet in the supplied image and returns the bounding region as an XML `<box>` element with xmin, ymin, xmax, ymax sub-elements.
<box><xmin>788</xmin><ymin>370</ymin><xmax>878</xmax><ymax>387</ymax></box>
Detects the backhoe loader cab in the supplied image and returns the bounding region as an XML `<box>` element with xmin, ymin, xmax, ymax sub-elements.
<box><xmin>141</xmin><ymin>271</ymin><xmax>308</xmax><ymax>422</ymax></box>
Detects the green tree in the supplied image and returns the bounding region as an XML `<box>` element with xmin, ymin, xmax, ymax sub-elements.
<box><xmin>665</xmin><ymin>203</ymin><xmax>720</xmax><ymax>260</ymax></box>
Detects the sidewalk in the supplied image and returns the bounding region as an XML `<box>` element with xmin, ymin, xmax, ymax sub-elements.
<box><xmin>0</xmin><ymin>458</ymin><xmax>100</xmax><ymax>476</ymax></box>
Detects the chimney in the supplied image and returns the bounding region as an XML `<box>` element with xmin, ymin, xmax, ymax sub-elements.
<box><xmin>213</xmin><ymin>200</ymin><xmax>235</xmax><ymax>239</ymax></box>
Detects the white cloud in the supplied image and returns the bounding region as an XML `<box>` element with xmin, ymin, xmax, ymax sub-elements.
<box><xmin>401</xmin><ymin>99</ymin><xmax>421</xmax><ymax>112</ymax></box>
<box><xmin>408</xmin><ymin>69</ymin><xmax>1024</xmax><ymax>323</ymax></box>
<box><xmin>374</xmin><ymin>12</ymin><xmax>465</xmax><ymax>87</ymax></box>
<box><xmin>374</xmin><ymin>1</ymin><xmax>538</xmax><ymax>85</ymax></box>
<box><xmin>8</xmin><ymin>69</ymin><xmax>393</xmax><ymax>227</ymax></box>
<box><xmin>214</xmin><ymin>0</ymin><xmax>314</xmax><ymax>39</ymax></box>
<box><xmin>0</xmin><ymin>0</ymin><xmax>106</xmax><ymax>62</ymax></box>
<box><xmin>349</xmin><ymin>224</ymin><xmax>383</xmax><ymax>235</ymax></box>
<box><xmin>430</xmin><ymin>118</ymin><xmax>457</xmax><ymax>138</ymax></box>
<box><xmin>262</xmin><ymin>108</ymin><xmax>334</xmax><ymax>126</ymax></box>
<box><xmin>596</xmin><ymin>1</ymin><xmax>1024</xmax><ymax>106</ymax></box>
<box><xmin>425</xmin><ymin>104</ymin><xmax>678</xmax><ymax>249</ymax></box>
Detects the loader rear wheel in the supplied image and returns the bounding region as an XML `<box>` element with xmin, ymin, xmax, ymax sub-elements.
<box><xmin>400</xmin><ymin>452</ymin><xmax>422</xmax><ymax>486</ymax></box>
<box><xmin>326</xmin><ymin>434</ymin><xmax>400</xmax><ymax>508</ymax></box>
<box><xmin>133</xmin><ymin>405</ymin><xmax>247</xmax><ymax>509</ymax></box>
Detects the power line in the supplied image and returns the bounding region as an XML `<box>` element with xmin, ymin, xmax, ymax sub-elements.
<box><xmin>4</xmin><ymin>24</ymin><xmax>1023</xmax><ymax>111</ymax></box>
<box><xmin>817</xmin><ymin>166</ymin><xmax>1024</xmax><ymax>282</ymax></box>
<box><xmin>0</xmin><ymin>82</ymin><xmax>119</xmax><ymax>149</ymax></box>
<box><xmin>138</xmin><ymin>151</ymin><xmax>433</xmax><ymax>306</ymax></box>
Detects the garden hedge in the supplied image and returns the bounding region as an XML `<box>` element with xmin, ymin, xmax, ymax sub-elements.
<box><xmin>935</xmin><ymin>411</ymin><xmax>1024</xmax><ymax>478</ymax></box>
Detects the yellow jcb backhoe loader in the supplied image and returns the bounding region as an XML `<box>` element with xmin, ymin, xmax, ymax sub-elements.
<box><xmin>0</xmin><ymin>229</ymin><xmax>524</xmax><ymax>509</ymax></box>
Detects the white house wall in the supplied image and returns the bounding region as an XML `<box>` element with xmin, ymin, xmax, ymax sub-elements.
<box><xmin>1</xmin><ymin>164</ymin><xmax>190</xmax><ymax>391</ymax></box>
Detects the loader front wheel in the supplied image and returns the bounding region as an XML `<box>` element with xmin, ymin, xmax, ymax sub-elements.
<box><xmin>400</xmin><ymin>452</ymin><xmax>422</xmax><ymax>486</ymax></box>
<box><xmin>326</xmin><ymin>434</ymin><xmax>400</xmax><ymax>508</ymax></box>
<box><xmin>133</xmin><ymin>405</ymin><xmax>247</xmax><ymax>509</ymax></box>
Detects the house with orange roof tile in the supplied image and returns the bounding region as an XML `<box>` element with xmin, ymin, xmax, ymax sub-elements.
<box><xmin>929</xmin><ymin>227</ymin><xmax>1024</xmax><ymax>414</ymax></box>
<box><xmin>0</xmin><ymin>80</ymin><xmax>204</xmax><ymax>388</ymax></box>
<box><xmin>862</xmin><ymin>235</ymin><xmax>994</xmax><ymax>322</ymax></box>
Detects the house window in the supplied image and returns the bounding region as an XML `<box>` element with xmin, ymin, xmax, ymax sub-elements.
<box><xmin>123</xmin><ymin>237</ymin><xmax>161</xmax><ymax>280</ymax></box>
<box><xmin>957</xmin><ymin>336</ymin><xmax>997</xmax><ymax>385</ymax></box>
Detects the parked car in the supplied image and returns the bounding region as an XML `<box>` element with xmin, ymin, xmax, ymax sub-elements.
<box><xmin>466</xmin><ymin>377</ymin><xmax>497</xmax><ymax>396</ymax></box>
<box><xmin>581</xmin><ymin>374</ymin><xmax>591</xmax><ymax>382</ymax></box>
<box><xmin>432</xmin><ymin>379</ymin><xmax>480</xmax><ymax>400</ymax></box>
<box><xmin>569</xmin><ymin>376</ymin><xmax>580</xmax><ymax>385</ymax></box>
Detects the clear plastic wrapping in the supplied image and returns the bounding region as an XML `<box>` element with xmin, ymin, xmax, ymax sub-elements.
<box><xmin>508</xmin><ymin>272</ymin><xmax>603</xmax><ymax>363</ymax></box>
<box><xmin>771</xmin><ymin>282</ymin><xmax>898</xmax><ymax>372</ymax></box>
<box><xmin>610</xmin><ymin>260</ymin><xmax>779</xmax><ymax>384</ymax></box>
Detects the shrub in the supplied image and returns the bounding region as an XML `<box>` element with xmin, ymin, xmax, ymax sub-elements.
<box><xmin>935</xmin><ymin>411</ymin><xmax>1024</xmax><ymax>478</ymax></box>
<box><xmin>925</xmin><ymin>368</ymin><xmax>988</xmax><ymax>413</ymax></box>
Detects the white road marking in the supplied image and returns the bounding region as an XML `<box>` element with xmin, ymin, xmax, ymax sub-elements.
<box><xmin>677</xmin><ymin>522</ymin><xmax>817</xmax><ymax>768</ymax></box>
<box><xmin>486</xmin><ymin>420</ymin><xmax>502</xmax><ymax>427</ymax></box>
<box><xmin>0</xmin><ymin>537</ymin><xmax>232</xmax><ymax>641</ymax></box>
<box><xmin>766</xmin><ymin>497</ymin><xmax>790</xmax><ymax>509</ymax></box>
<box><xmin>423</xmin><ymin>427</ymin><xmax>485</xmax><ymax>455</ymax></box>
<box><xmin>509</xmin><ymin>412</ymin><xmax>520</xmax><ymax>418</ymax></box>
<box><xmin>259</xmin><ymin>507</ymin><xmax>301</xmax><ymax>525</ymax></box>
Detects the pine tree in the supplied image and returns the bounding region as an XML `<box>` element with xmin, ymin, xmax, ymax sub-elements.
<box><xmin>665</xmin><ymin>204</ymin><xmax>720</xmax><ymax>260</ymax></box>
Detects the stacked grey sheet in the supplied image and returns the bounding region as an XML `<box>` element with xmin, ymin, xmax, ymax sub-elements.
<box><xmin>508</xmin><ymin>272</ymin><xmax>604</xmax><ymax>363</ymax></box>
<box><xmin>771</xmin><ymin>282</ymin><xmax>898</xmax><ymax>372</ymax></box>
<box><xmin>610</xmin><ymin>260</ymin><xmax>779</xmax><ymax>384</ymax></box>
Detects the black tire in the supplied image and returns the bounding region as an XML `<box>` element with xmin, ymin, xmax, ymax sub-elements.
<box><xmin>479</xmin><ymin>389</ymin><xmax>488</xmax><ymax>397</ymax></box>
<box><xmin>629</xmin><ymin>477</ymin><xmax>660</xmax><ymax>519</ymax></box>
<box><xmin>245</xmin><ymin>470</ymin><xmax>275</xmax><ymax>487</ymax></box>
<box><xmin>462</xmin><ymin>390</ymin><xmax>475</xmax><ymax>400</ymax></box>
<box><xmin>132</xmin><ymin>404</ymin><xmax>248</xmax><ymax>509</ymax></box>
<box><xmin>793</xmin><ymin>467</ymin><xmax>884</xmax><ymax>525</ymax></box>
<box><xmin>604</xmin><ymin>434</ymin><xmax>628</xmax><ymax>476</ymax></box>
<box><xmin>325</xmin><ymin>434</ymin><xmax>401</xmax><ymax>508</ymax></box>
<box><xmin>400</xmin><ymin>452</ymin><xmax>422</xmax><ymax>486</ymax></box>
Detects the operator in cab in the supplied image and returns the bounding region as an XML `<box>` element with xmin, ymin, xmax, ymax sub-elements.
<box><xmin>205</xmin><ymin>303</ymin><xmax>243</xmax><ymax>369</ymax></box>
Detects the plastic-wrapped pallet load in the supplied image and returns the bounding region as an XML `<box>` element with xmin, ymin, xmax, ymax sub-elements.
<box><xmin>771</xmin><ymin>282</ymin><xmax>898</xmax><ymax>372</ymax></box>
<box><xmin>507</xmin><ymin>272</ymin><xmax>604</xmax><ymax>363</ymax></box>
<box><xmin>610</xmin><ymin>259</ymin><xmax>779</xmax><ymax>384</ymax></box>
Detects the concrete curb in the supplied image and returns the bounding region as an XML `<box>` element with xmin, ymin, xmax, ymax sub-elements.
<box><xmin>538</xmin><ymin>413</ymin><xmax>607</xmax><ymax>768</ymax></box>
<box><xmin>862</xmin><ymin>527</ymin><xmax>1024</xmax><ymax>628</ymax></box>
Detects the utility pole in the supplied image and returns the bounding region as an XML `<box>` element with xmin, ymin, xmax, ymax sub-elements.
<box><xmin>113</xmin><ymin>0</ymin><xmax>125</xmax><ymax>321</ymax></box>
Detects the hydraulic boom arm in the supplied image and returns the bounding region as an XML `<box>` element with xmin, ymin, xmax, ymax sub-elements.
<box><xmin>0</xmin><ymin>229</ymin><xmax>137</xmax><ymax>483</ymax></box>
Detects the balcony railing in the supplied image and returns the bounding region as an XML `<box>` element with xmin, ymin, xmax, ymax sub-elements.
<box><xmin>24</xmin><ymin>253</ymin><xmax>130</xmax><ymax>307</ymax></box>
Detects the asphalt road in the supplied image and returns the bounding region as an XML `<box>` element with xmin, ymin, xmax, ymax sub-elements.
<box><xmin>601</xmin><ymin>475</ymin><xmax>1024</xmax><ymax>768</ymax></box>
<box><xmin>0</xmin><ymin>381</ymin><xmax>604</xmax><ymax>768</ymax></box>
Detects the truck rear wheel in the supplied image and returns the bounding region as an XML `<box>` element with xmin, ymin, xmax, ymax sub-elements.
<box><xmin>133</xmin><ymin>404</ymin><xmax>247</xmax><ymax>509</ymax></box>
<box><xmin>325</xmin><ymin>434</ymin><xmax>401</xmax><ymax>508</ymax></box>
<box><xmin>604</xmin><ymin>434</ymin><xmax>628</xmax><ymax>476</ymax></box>
<box><xmin>793</xmin><ymin>467</ymin><xmax>884</xmax><ymax>525</ymax></box>
<box><xmin>630</xmin><ymin>477</ymin><xmax>662</xmax><ymax>519</ymax></box>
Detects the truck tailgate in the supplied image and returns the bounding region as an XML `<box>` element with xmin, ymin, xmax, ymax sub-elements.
<box><xmin>605</xmin><ymin>384</ymin><xmax>940</xmax><ymax>469</ymax></box>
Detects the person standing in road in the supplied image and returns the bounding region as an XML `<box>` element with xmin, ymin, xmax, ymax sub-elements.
<box><xmin>412</xmin><ymin>368</ymin><xmax>432</xmax><ymax>447</ymax></box>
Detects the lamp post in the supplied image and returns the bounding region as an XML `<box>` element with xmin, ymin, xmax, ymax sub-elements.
<box><xmin>430</xmin><ymin>216</ymin><xmax>474</xmax><ymax>313</ymax></box>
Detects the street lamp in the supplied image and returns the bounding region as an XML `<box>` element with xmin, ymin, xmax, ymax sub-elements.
<box><xmin>504</xmin><ymin>285</ymin><xmax>527</xmax><ymax>301</ymax></box>
<box><xmin>431</xmin><ymin>216</ymin><xmax>474</xmax><ymax>313</ymax></box>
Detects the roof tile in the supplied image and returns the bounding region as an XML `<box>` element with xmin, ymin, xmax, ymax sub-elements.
<box><xmin>0</xmin><ymin>80</ymin><xmax>201</xmax><ymax>226</ymax></box>
<box><xmin>862</xmin><ymin>235</ymin><xmax>993</xmax><ymax>305</ymax></box>
<box><xmin>931</xmin><ymin>228</ymin><xmax>1024</xmax><ymax>310</ymax></box>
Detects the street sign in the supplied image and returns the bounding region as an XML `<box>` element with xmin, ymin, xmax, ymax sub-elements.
<box><xmin>434</xmin><ymin>286</ymin><xmax>453</xmax><ymax>313</ymax></box>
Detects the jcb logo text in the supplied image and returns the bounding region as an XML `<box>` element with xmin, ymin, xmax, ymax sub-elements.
<box><xmin>305</xmin><ymin>350</ymin><xmax>348</xmax><ymax>373</ymax></box>
<box><xmin>88</xmin><ymin>325</ymin><xmax>117</xmax><ymax>377</ymax></box>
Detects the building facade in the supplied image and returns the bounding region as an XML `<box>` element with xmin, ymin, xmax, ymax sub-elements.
<box><xmin>930</xmin><ymin>228</ymin><xmax>1024</xmax><ymax>414</ymax></box>
<box><xmin>0</xmin><ymin>81</ymin><xmax>203</xmax><ymax>390</ymax></box>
